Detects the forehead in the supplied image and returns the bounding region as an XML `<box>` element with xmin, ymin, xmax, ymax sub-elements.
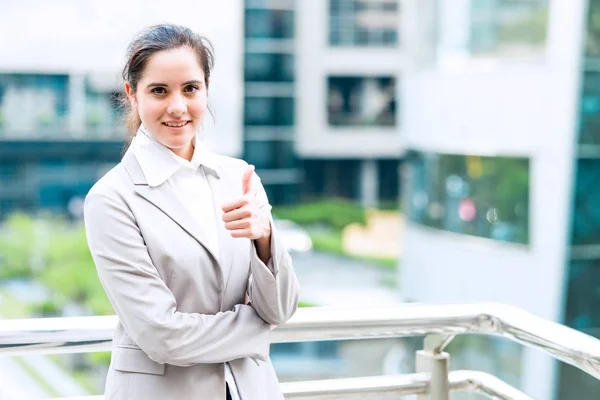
<box><xmin>142</xmin><ymin>46</ymin><xmax>205</xmax><ymax>82</ymax></box>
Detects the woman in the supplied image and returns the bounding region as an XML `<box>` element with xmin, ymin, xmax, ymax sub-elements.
<box><xmin>84</xmin><ymin>24</ymin><xmax>300</xmax><ymax>400</ymax></box>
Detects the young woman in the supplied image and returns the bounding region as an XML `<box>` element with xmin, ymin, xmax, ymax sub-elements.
<box><xmin>84</xmin><ymin>24</ymin><xmax>299</xmax><ymax>400</ymax></box>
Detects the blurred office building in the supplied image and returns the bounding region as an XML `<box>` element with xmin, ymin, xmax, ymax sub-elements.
<box><xmin>0</xmin><ymin>0</ymin><xmax>403</xmax><ymax>220</ymax></box>
<box><xmin>0</xmin><ymin>1</ymin><xmax>244</xmax><ymax>220</ymax></box>
<box><xmin>401</xmin><ymin>0</ymin><xmax>600</xmax><ymax>398</ymax></box>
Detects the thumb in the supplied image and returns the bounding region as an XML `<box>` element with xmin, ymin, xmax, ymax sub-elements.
<box><xmin>242</xmin><ymin>164</ymin><xmax>255</xmax><ymax>195</ymax></box>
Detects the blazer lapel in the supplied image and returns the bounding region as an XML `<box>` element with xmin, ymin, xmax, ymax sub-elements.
<box><xmin>122</xmin><ymin>151</ymin><xmax>220</xmax><ymax>265</ymax></box>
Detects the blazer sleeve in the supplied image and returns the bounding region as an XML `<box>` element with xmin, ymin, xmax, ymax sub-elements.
<box><xmin>247</xmin><ymin>172</ymin><xmax>300</xmax><ymax>326</ymax></box>
<box><xmin>84</xmin><ymin>190</ymin><xmax>271</xmax><ymax>367</ymax></box>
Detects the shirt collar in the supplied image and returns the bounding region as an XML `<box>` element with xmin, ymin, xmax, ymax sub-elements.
<box><xmin>133</xmin><ymin>124</ymin><xmax>221</xmax><ymax>187</ymax></box>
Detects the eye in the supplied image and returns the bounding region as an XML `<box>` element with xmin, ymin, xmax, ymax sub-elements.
<box><xmin>150</xmin><ymin>87</ymin><xmax>167</xmax><ymax>95</ymax></box>
<box><xmin>184</xmin><ymin>85</ymin><xmax>199</xmax><ymax>93</ymax></box>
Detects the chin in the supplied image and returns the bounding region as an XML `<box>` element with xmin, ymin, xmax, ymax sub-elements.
<box><xmin>166</xmin><ymin>136</ymin><xmax>193</xmax><ymax>149</ymax></box>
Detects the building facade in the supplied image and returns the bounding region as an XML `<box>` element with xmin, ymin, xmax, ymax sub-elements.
<box><xmin>0</xmin><ymin>1</ymin><xmax>243</xmax><ymax>220</ymax></box>
<box><xmin>295</xmin><ymin>0</ymin><xmax>403</xmax><ymax>207</ymax></box>
<box><xmin>1</xmin><ymin>0</ymin><xmax>404</xmax><ymax>219</ymax></box>
<box><xmin>400</xmin><ymin>0</ymin><xmax>599</xmax><ymax>398</ymax></box>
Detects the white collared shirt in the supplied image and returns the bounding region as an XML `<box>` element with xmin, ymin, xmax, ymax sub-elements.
<box><xmin>132</xmin><ymin>125</ymin><xmax>241</xmax><ymax>400</ymax></box>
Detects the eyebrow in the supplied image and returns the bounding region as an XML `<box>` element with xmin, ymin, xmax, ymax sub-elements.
<box><xmin>146</xmin><ymin>80</ymin><xmax>204</xmax><ymax>88</ymax></box>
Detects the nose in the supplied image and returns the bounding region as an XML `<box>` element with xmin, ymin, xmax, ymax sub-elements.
<box><xmin>167</xmin><ymin>93</ymin><xmax>186</xmax><ymax>116</ymax></box>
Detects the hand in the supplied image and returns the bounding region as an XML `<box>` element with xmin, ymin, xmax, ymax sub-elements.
<box><xmin>221</xmin><ymin>165</ymin><xmax>271</xmax><ymax>241</ymax></box>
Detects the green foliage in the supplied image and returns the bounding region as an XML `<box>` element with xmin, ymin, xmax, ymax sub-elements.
<box><xmin>38</xmin><ymin>219</ymin><xmax>113</xmax><ymax>315</ymax></box>
<box><xmin>272</xmin><ymin>199</ymin><xmax>367</xmax><ymax>230</ymax></box>
<box><xmin>0</xmin><ymin>289</ymin><xmax>30</xmax><ymax>318</ymax></box>
<box><xmin>87</xmin><ymin>351</ymin><xmax>112</xmax><ymax>367</ymax></box>
<box><xmin>308</xmin><ymin>229</ymin><xmax>344</xmax><ymax>255</ymax></box>
<box><xmin>0</xmin><ymin>213</ymin><xmax>113</xmax><ymax>316</ymax></box>
<box><xmin>0</xmin><ymin>213</ymin><xmax>39</xmax><ymax>278</ymax></box>
<box><xmin>30</xmin><ymin>299</ymin><xmax>63</xmax><ymax>317</ymax></box>
<box><xmin>273</xmin><ymin>200</ymin><xmax>399</xmax><ymax>270</ymax></box>
<box><xmin>298</xmin><ymin>301</ymin><xmax>317</xmax><ymax>308</ymax></box>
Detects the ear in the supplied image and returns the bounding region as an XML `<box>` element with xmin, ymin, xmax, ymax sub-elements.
<box><xmin>124</xmin><ymin>81</ymin><xmax>138</xmax><ymax>108</ymax></box>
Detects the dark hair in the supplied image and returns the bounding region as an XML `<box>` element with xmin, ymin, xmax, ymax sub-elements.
<box><xmin>120</xmin><ymin>24</ymin><xmax>214</xmax><ymax>147</ymax></box>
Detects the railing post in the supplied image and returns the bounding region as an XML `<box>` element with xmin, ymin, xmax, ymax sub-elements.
<box><xmin>416</xmin><ymin>335</ymin><xmax>451</xmax><ymax>400</ymax></box>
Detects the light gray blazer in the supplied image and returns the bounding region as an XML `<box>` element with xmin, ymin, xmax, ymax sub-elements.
<box><xmin>84</xmin><ymin>148</ymin><xmax>300</xmax><ymax>400</ymax></box>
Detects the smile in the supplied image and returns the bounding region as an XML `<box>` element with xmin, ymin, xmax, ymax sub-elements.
<box><xmin>163</xmin><ymin>121</ymin><xmax>190</xmax><ymax>128</ymax></box>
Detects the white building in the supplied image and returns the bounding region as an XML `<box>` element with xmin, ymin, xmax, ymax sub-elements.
<box><xmin>400</xmin><ymin>0</ymin><xmax>599</xmax><ymax>398</ymax></box>
<box><xmin>294</xmin><ymin>0</ymin><xmax>403</xmax><ymax>207</ymax></box>
<box><xmin>243</xmin><ymin>0</ymin><xmax>404</xmax><ymax>206</ymax></box>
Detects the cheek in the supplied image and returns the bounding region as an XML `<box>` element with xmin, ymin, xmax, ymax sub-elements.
<box><xmin>189</xmin><ymin>96</ymin><xmax>208</xmax><ymax>117</ymax></box>
<box><xmin>138</xmin><ymin>98</ymin><xmax>164</xmax><ymax>120</ymax></box>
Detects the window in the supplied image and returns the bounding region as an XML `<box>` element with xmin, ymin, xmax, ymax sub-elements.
<box><xmin>245</xmin><ymin>53</ymin><xmax>294</xmax><ymax>82</ymax></box>
<box><xmin>470</xmin><ymin>0</ymin><xmax>548</xmax><ymax>57</ymax></box>
<box><xmin>579</xmin><ymin>71</ymin><xmax>600</xmax><ymax>145</ymax></box>
<box><xmin>244</xmin><ymin>97</ymin><xmax>294</xmax><ymax>126</ymax></box>
<box><xmin>85</xmin><ymin>77</ymin><xmax>122</xmax><ymax>137</ymax></box>
<box><xmin>559</xmin><ymin>257</ymin><xmax>600</xmax><ymax>397</ymax></box>
<box><xmin>243</xmin><ymin>139</ymin><xmax>296</xmax><ymax>170</ymax></box>
<box><xmin>299</xmin><ymin>159</ymin><xmax>362</xmax><ymax>201</ymax></box>
<box><xmin>406</xmin><ymin>151</ymin><xmax>530</xmax><ymax>244</ymax></box>
<box><xmin>585</xmin><ymin>0</ymin><xmax>600</xmax><ymax>58</ymax></box>
<box><xmin>328</xmin><ymin>76</ymin><xmax>396</xmax><ymax>127</ymax></box>
<box><xmin>0</xmin><ymin>74</ymin><xmax>69</xmax><ymax>137</ymax></box>
<box><xmin>415</xmin><ymin>0</ymin><xmax>548</xmax><ymax>66</ymax></box>
<box><xmin>378</xmin><ymin>159</ymin><xmax>401</xmax><ymax>203</ymax></box>
<box><xmin>570</xmin><ymin>159</ymin><xmax>600</xmax><ymax>245</ymax></box>
<box><xmin>329</xmin><ymin>0</ymin><xmax>399</xmax><ymax>46</ymax></box>
<box><xmin>245</xmin><ymin>9</ymin><xmax>294</xmax><ymax>39</ymax></box>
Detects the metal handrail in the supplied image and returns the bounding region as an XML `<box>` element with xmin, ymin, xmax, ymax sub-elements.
<box><xmin>51</xmin><ymin>370</ymin><xmax>532</xmax><ymax>400</ymax></box>
<box><xmin>1</xmin><ymin>303</ymin><xmax>600</xmax><ymax>380</ymax></box>
<box><xmin>280</xmin><ymin>370</ymin><xmax>532</xmax><ymax>399</ymax></box>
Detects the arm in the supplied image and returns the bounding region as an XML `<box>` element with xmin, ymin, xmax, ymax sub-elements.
<box><xmin>84</xmin><ymin>191</ymin><xmax>270</xmax><ymax>367</ymax></box>
<box><xmin>247</xmin><ymin>174</ymin><xmax>300</xmax><ymax>326</ymax></box>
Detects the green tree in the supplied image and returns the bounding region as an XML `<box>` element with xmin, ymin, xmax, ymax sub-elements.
<box><xmin>0</xmin><ymin>213</ymin><xmax>39</xmax><ymax>278</ymax></box>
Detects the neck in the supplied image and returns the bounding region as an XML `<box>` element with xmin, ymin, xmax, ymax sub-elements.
<box><xmin>170</xmin><ymin>142</ymin><xmax>194</xmax><ymax>161</ymax></box>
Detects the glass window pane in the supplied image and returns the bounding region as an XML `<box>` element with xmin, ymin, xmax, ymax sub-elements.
<box><xmin>244</xmin><ymin>97</ymin><xmax>294</xmax><ymax>126</ymax></box>
<box><xmin>245</xmin><ymin>54</ymin><xmax>295</xmax><ymax>82</ymax></box>
<box><xmin>405</xmin><ymin>151</ymin><xmax>530</xmax><ymax>244</ymax></box>
<box><xmin>415</xmin><ymin>0</ymin><xmax>549</xmax><ymax>66</ymax></box>
<box><xmin>579</xmin><ymin>71</ymin><xmax>600</xmax><ymax>145</ymax></box>
<box><xmin>585</xmin><ymin>0</ymin><xmax>600</xmax><ymax>58</ymax></box>
<box><xmin>328</xmin><ymin>76</ymin><xmax>396</xmax><ymax>127</ymax></box>
<box><xmin>329</xmin><ymin>0</ymin><xmax>399</xmax><ymax>47</ymax></box>
<box><xmin>570</xmin><ymin>159</ymin><xmax>600</xmax><ymax>245</ymax></box>
<box><xmin>244</xmin><ymin>139</ymin><xmax>296</xmax><ymax>169</ymax></box>
<box><xmin>0</xmin><ymin>74</ymin><xmax>69</xmax><ymax>137</ymax></box>
<box><xmin>245</xmin><ymin>9</ymin><xmax>294</xmax><ymax>39</ymax></box>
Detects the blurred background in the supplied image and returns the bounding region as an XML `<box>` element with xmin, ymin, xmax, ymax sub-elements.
<box><xmin>0</xmin><ymin>0</ymin><xmax>598</xmax><ymax>398</ymax></box>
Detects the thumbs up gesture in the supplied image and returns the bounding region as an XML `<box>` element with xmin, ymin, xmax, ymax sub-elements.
<box><xmin>221</xmin><ymin>165</ymin><xmax>272</xmax><ymax>241</ymax></box>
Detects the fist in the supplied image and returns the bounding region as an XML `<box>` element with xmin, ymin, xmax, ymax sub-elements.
<box><xmin>221</xmin><ymin>165</ymin><xmax>271</xmax><ymax>240</ymax></box>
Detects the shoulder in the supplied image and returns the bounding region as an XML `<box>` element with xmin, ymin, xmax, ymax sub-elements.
<box><xmin>211</xmin><ymin>153</ymin><xmax>247</xmax><ymax>170</ymax></box>
<box><xmin>214</xmin><ymin>154</ymin><xmax>266</xmax><ymax>184</ymax></box>
<box><xmin>86</xmin><ymin>162</ymin><xmax>130</xmax><ymax>202</ymax></box>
